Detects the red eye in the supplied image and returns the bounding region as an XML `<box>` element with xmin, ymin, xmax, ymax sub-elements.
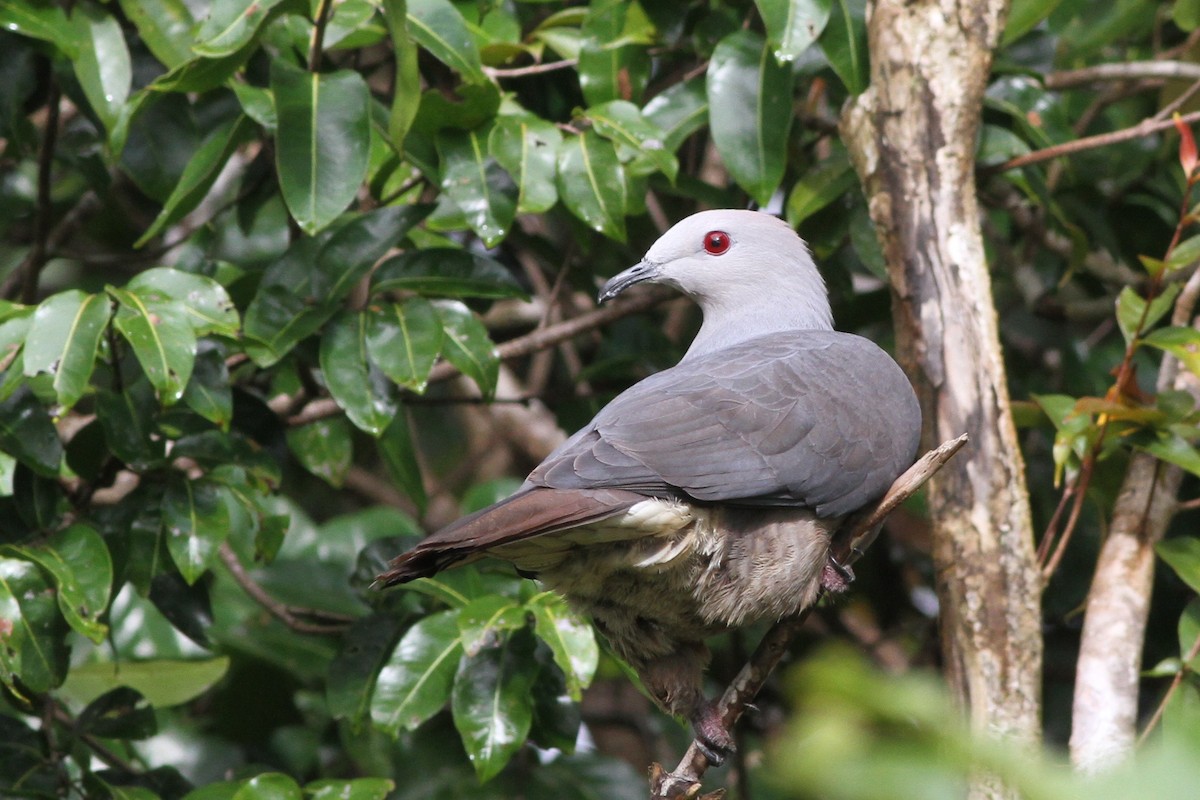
<box><xmin>703</xmin><ymin>230</ymin><xmax>731</xmax><ymax>255</ymax></box>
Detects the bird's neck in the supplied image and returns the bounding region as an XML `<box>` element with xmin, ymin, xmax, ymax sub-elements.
<box><xmin>683</xmin><ymin>286</ymin><xmax>834</xmax><ymax>360</ymax></box>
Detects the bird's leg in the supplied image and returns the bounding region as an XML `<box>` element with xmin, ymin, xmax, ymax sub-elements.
<box><xmin>636</xmin><ymin>642</ymin><xmax>735</xmax><ymax>763</ymax></box>
<box><xmin>688</xmin><ymin>696</ymin><xmax>734</xmax><ymax>765</ymax></box>
<box><xmin>819</xmin><ymin>552</ymin><xmax>855</xmax><ymax>593</ymax></box>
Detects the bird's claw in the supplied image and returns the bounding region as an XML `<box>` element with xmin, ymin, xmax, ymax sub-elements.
<box><xmin>691</xmin><ymin>700</ymin><xmax>735</xmax><ymax>766</ymax></box>
<box><xmin>820</xmin><ymin>553</ymin><xmax>855</xmax><ymax>593</ymax></box>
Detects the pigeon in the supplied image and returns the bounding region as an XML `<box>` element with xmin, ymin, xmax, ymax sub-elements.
<box><xmin>379</xmin><ymin>209</ymin><xmax>922</xmax><ymax>759</ymax></box>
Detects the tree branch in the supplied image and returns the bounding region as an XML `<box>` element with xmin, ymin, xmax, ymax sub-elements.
<box><xmin>649</xmin><ymin>436</ymin><xmax>968</xmax><ymax>799</ymax></box>
<box><xmin>484</xmin><ymin>59</ymin><xmax>579</xmax><ymax>79</ymax></box>
<box><xmin>1044</xmin><ymin>61</ymin><xmax>1200</xmax><ymax>89</ymax></box>
<box><xmin>992</xmin><ymin>110</ymin><xmax>1200</xmax><ymax>173</ymax></box>
<box><xmin>218</xmin><ymin>543</ymin><xmax>354</xmax><ymax>635</ymax></box>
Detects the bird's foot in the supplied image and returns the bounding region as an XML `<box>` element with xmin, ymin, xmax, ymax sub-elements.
<box><xmin>690</xmin><ymin>699</ymin><xmax>735</xmax><ymax>766</ymax></box>
<box><xmin>820</xmin><ymin>554</ymin><xmax>855</xmax><ymax>594</ymax></box>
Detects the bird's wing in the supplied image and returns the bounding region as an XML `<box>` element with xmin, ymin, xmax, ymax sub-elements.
<box><xmin>377</xmin><ymin>486</ymin><xmax>648</xmax><ymax>584</ymax></box>
<box><xmin>528</xmin><ymin>331</ymin><xmax>920</xmax><ymax>517</ymax></box>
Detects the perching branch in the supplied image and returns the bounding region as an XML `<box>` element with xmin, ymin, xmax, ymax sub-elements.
<box><xmin>992</xmin><ymin>110</ymin><xmax>1200</xmax><ymax>173</ymax></box>
<box><xmin>1044</xmin><ymin>61</ymin><xmax>1200</xmax><ymax>89</ymax></box>
<box><xmin>218</xmin><ymin>543</ymin><xmax>355</xmax><ymax>635</ymax></box>
<box><xmin>649</xmin><ymin>435</ymin><xmax>969</xmax><ymax>800</ymax></box>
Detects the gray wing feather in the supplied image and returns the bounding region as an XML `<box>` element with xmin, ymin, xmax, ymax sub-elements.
<box><xmin>528</xmin><ymin>331</ymin><xmax>920</xmax><ymax>516</ymax></box>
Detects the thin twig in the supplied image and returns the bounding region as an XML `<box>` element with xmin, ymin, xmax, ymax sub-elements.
<box><xmin>308</xmin><ymin>0</ymin><xmax>334</xmax><ymax>72</ymax></box>
<box><xmin>483</xmin><ymin>59</ymin><xmax>578</xmax><ymax>79</ymax></box>
<box><xmin>990</xmin><ymin>110</ymin><xmax>1200</xmax><ymax>174</ymax></box>
<box><xmin>1044</xmin><ymin>61</ymin><xmax>1200</xmax><ymax>89</ymax></box>
<box><xmin>218</xmin><ymin>543</ymin><xmax>353</xmax><ymax>635</ymax></box>
<box><xmin>1138</xmin><ymin>629</ymin><xmax>1200</xmax><ymax>744</ymax></box>
<box><xmin>649</xmin><ymin>435</ymin><xmax>968</xmax><ymax>799</ymax></box>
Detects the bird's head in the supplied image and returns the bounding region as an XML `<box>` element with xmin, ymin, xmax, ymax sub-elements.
<box><xmin>600</xmin><ymin>210</ymin><xmax>833</xmax><ymax>354</ymax></box>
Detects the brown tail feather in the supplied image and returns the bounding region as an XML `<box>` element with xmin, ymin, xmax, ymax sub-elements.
<box><xmin>377</xmin><ymin>486</ymin><xmax>649</xmax><ymax>587</ymax></box>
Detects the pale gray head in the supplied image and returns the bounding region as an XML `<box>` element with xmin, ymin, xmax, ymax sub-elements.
<box><xmin>600</xmin><ymin>210</ymin><xmax>834</xmax><ymax>358</ymax></box>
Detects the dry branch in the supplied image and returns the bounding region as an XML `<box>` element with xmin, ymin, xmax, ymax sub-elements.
<box><xmin>649</xmin><ymin>435</ymin><xmax>968</xmax><ymax>800</ymax></box>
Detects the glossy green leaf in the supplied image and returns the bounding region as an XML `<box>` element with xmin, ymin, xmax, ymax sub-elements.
<box><xmin>1142</xmin><ymin>326</ymin><xmax>1200</xmax><ymax>378</ymax></box>
<box><xmin>820</xmin><ymin>0</ymin><xmax>869</xmax><ymax>94</ymax></box>
<box><xmin>372</xmin><ymin>249</ymin><xmax>525</xmax><ymax>299</ymax></box>
<box><xmin>96</xmin><ymin>382</ymin><xmax>164</xmax><ymax>468</ymax></box>
<box><xmin>163</xmin><ymin>478</ymin><xmax>234</xmax><ymax>584</ymax></box>
<box><xmin>0</xmin><ymin>387</ymin><xmax>62</xmax><ymax>477</ymax></box>
<box><xmin>320</xmin><ymin>311</ymin><xmax>399</xmax><ymax>436</ymax></box>
<box><xmin>78</xmin><ymin>687</ymin><xmax>157</xmax><ymax>740</ymax></box>
<box><xmin>22</xmin><ymin>290</ymin><xmax>111</xmax><ymax>410</ymax></box>
<box><xmin>707</xmin><ymin>30</ymin><xmax>795</xmax><ymax>207</ymax></box>
<box><xmin>1159</xmin><ymin>537</ymin><xmax>1200</xmax><ymax>595</ymax></box>
<box><xmin>149</xmin><ymin>42</ymin><xmax>256</xmax><ymax>93</ymax></box>
<box><xmin>117</xmin><ymin>0</ymin><xmax>194</xmax><ymax>68</ymax></box>
<box><xmin>0</xmin><ymin>2</ymin><xmax>73</xmax><ymax>51</ymax></box>
<box><xmin>0</xmin><ymin>556</ymin><xmax>70</xmax><ymax>693</ymax></box>
<box><xmin>3</xmin><ymin>524</ymin><xmax>112</xmax><ymax>643</ymax></box>
<box><xmin>1167</xmin><ymin>235</ymin><xmax>1200</xmax><ymax>271</ymax></box>
<box><xmin>121</xmin><ymin>94</ymin><xmax>202</xmax><ymax>202</ymax></box>
<box><xmin>1116</xmin><ymin>284</ymin><xmax>1180</xmax><ymax>345</ymax></box>
<box><xmin>232</xmin><ymin>774</ymin><xmax>302</xmax><ymax>800</ymax></box>
<box><xmin>586</xmin><ymin>100</ymin><xmax>677</xmax><ymax>182</ymax></box>
<box><xmin>371</xmin><ymin>609</ymin><xmax>464</xmax><ymax>732</ymax></box>
<box><xmin>135</xmin><ymin>115</ymin><xmax>256</xmax><ymax>247</ymax></box>
<box><xmin>1140</xmin><ymin>431</ymin><xmax>1200</xmax><ymax>480</ymax></box>
<box><xmin>458</xmin><ymin>595</ymin><xmax>526</xmax><ymax>657</ymax></box>
<box><xmin>577</xmin><ymin>0</ymin><xmax>651</xmax><ymax>106</ymax></box>
<box><xmin>529</xmin><ymin>592</ymin><xmax>598</xmax><ymax>701</ymax></box>
<box><xmin>406</xmin><ymin>0</ymin><xmax>485</xmax><ymax>84</ymax></box>
<box><xmin>305</xmin><ymin>779</ymin><xmax>393</xmax><ymax>800</ymax></box>
<box><xmin>327</xmin><ymin>613</ymin><xmax>407</xmax><ymax>727</ymax></box>
<box><xmin>384</xmin><ymin>0</ymin><xmax>421</xmax><ymax>153</ymax></box>
<box><xmin>272</xmin><ymin>60</ymin><xmax>371</xmax><ymax>234</ymax></box>
<box><xmin>786</xmin><ymin>149</ymin><xmax>858</xmax><ymax>226</ymax></box>
<box><xmin>756</xmin><ymin>0</ymin><xmax>832</xmax><ymax>62</ymax></box>
<box><xmin>287</xmin><ymin>417</ymin><xmax>353</xmax><ymax>488</ymax></box>
<box><xmin>643</xmin><ymin>77</ymin><xmax>707</xmax><ymax>154</ymax></box>
<box><xmin>1180</xmin><ymin>598</ymin><xmax>1200</xmax><ymax>670</ymax></box>
<box><xmin>195</xmin><ymin>0</ymin><xmax>287</xmax><ymax>57</ymax></box>
<box><xmin>379</xmin><ymin>412</ymin><xmax>427</xmax><ymax>512</ymax></box>
<box><xmin>452</xmin><ymin>627</ymin><xmax>538</xmax><ymax>781</ymax></box>
<box><xmin>557</xmin><ymin>132</ymin><xmax>627</xmax><ymax>241</ymax></box>
<box><xmin>182</xmin><ymin>345</ymin><xmax>234</xmax><ymax>429</ymax></box>
<box><xmin>365</xmin><ymin>298</ymin><xmax>444</xmax><ymax>393</ymax></box>
<box><xmin>71</xmin><ymin>2</ymin><xmax>132</xmax><ymax>133</ymax></box>
<box><xmin>488</xmin><ymin>115</ymin><xmax>562</xmax><ymax>213</ymax></box>
<box><xmin>434</xmin><ymin>301</ymin><xmax>500</xmax><ymax>399</ymax></box>
<box><xmin>437</xmin><ymin>127</ymin><xmax>518</xmax><ymax>246</ymax></box>
<box><xmin>110</xmin><ymin>286</ymin><xmax>197</xmax><ymax>405</ymax></box>
<box><xmin>1003</xmin><ymin>0</ymin><xmax>1066</xmax><ymax>44</ymax></box>
<box><xmin>126</xmin><ymin>268</ymin><xmax>239</xmax><ymax>337</ymax></box>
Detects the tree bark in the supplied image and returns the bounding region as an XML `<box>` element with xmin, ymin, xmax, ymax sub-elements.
<box><xmin>840</xmin><ymin>1</ymin><xmax>1043</xmax><ymax>795</ymax></box>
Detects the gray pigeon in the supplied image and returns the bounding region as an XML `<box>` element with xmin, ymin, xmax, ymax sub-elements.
<box><xmin>379</xmin><ymin>209</ymin><xmax>921</xmax><ymax>758</ymax></box>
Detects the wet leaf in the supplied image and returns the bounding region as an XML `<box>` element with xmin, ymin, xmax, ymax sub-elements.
<box><xmin>819</xmin><ymin>0</ymin><xmax>869</xmax><ymax>94</ymax></box>
<box><xmin>528</xmin><ymin>592</ymin><xmax>598</xmax><ymax>701</ymax></box>
<box><xmin>556</xmin><ymin>132</ymin><xmax>627</xmax><ymax>241</ymax></box>
<box><xmin>287</xmin><ymin>417</ymin><xmax>352</xmax><ymax>488</ymax></box>
<box><xmin>125</xmin><ymin>268</ymin><xmax>239</xmax><ymax>338</ymax></box>
<box><xmin>433</xmin><ymin>301</ymin><xmax>500</xmax><ymax>399</ymax></box>
<box><xmin>643</xmin><ymin>77</ymin><xmax>707</xmax><ymax>154</ymax></box>
<box><xmin>437</xmin><ymin>127</ymin><xmax>517</xmax><ymax>247</ymax></box>
<box><xmin>0</xmin><ymin>556</ymin><xmax>70</xmax><ymax>693</ymax></box>
<box><xmin>194</xmin><ymin>0</ymin><xmax>287</xmax><ymax>58</ymax></box>
<box><xmin>2</xmin><ymin>524</ymin><xmax>112</xmax><ymax>644</ymax></box>
<box><xmin>0</xmin><ymin>387</ymin><xmax>62</xmax><ymax>477</ymax></box>
<box><xmin>163</xmin><ymin>478</ymin><xmax>234</xmax><ymax>584</ymax></box>
<box><xmin>371</xmin><ymin>609</ymin><xmax>463</xmax><ymax>732</ymax></box>
<box><xmin>586</xmin><ymin>100</ymin><xmax>677</xmax><ymax>182</ymax></box>
<box><xmin>117</xmin><ymin>0</ymin><xmax>194</xmax><ymax>68</ymax></box>
<box><xmin>1159</xmin><ymin>537</ymin><xmax>1200</xmax><ymax>595</ymax></box>
<box><xmin>327</xmin><ymin>613</ymin><xmax>407</xmax><ymax>728</ymax></box>
<box><xmin>756</xmin><ymin>0</ymin><xmax>832</xmax><ymax>62</ymax></box>
<box><xmin>457</xmin><ymin>595</ymin><xmax>526</xmax><ymax>657</ymax></box>
<box><xmin>71</xmin><ymin>2</ymin><xmax>132</xmax><ymax>134</ymax></box>
<box><xmin>379</xmin><ymin>412</ymin><xmax>427</xmax><ymax>513</ymax></box>
<box><xmin>372</xmin><ymin>249</ymin><xmax>525</xmax><ymax>300</ymax></box>
<box><xmin>406</xmin><ymin>0</ymin><xmax>485</xmax><ymax>84</ymax></box>
<box><xmin>365</xmin><ymin>298</ymin><xmax>444</xmax><ymax>393</ymax></box>
<box><xmin>23</xmin><ymin>290</ymin><xmax>111</xmax><ymax>410</ymax></box>
<box><xmin>384</xmin><ymin>0</ymin><xmax>421</xmax><ymax>152</ymax></box>
<box><xmin>320</xmin><ymin>311</ymin><xmax>399</xmax><ymax>436</ymax></box>
<box><xmin>110</xmin><ymin>286</ymin><xmax>197</xmax><ymax>405</ymax></box>
<box><xmin>488</xmin><ymin>115</ymin><xmax>562</xmax><ymax>214</ymax></box>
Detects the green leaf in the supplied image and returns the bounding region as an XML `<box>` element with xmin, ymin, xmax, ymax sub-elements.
<box><xmin>320</xmin><ymin>311</ymin><xmax>399</xmax><ymax>436</ymax></box>
<box><xmin>195</xmin><ymin>0</ymin><xmax>288</xmax><ymax>57</ymax></box>
<box><xmin>371</xmin><ymin>609</ymin><xmax>464</xmax><ymax>732</ymax></box>
<box><xmin>304</xmin><ymin>779</ymin><xmax>394</xmax><ymax>800</ymax></box>
<box><xmin>1167</xmin><ymin>235</ymin><xmax>1200</xmax><ymax>271</ymax></box>
<box><xmin>2</xmin><ymin>524</ymin><xmax>112</xmax><ymax>644</ymax></box>
<box><xmin>0</xmin><ymin>387</ymin><xmax>62</xmax><ymax>477</ymax></box>
<box><xmin>437</xmin><ymin>127</ymin><xmax>517</xmax><ymax>247</ymax></box>
<box><xmin>1140</xmin><ymin>431</ymin><xmax>1200</xmax><ymax>480</ymax></box>
<box><xmin>458</xmin><ymin>595</ymin><xmax>526</xmax><ymax>657</ymax></box>
<box><xmin>110</xmin><ymin>286</ymin><xmax>197</xmax><ymax>405</ymax></box>
<box><xmin>529</xmin><ymin>593</ymin><xmax>598</xmax><ymax>701</ymax></box>
<box><xmin>0</xmin><ymin>556</ymin><xmax>70</xmax><ymax>693</ymax></box>
<box><xmin>1181</xmin><ymin>597</ymin><xmax>1200</xmax><ymax>670</ymax></box>
<box><xmin>1159</xmin><ymin>537</ymin><xmax>1200</xmax><ymax>595</ymax></box>
<box><xmin>1117</xmin><ymin>284</ymin><xmax>1180</xmax><ymax>345</ymax></box>
<box><xmin>23</xmin><ymin>290</ymin><xmax>111</xmax><ymax>410</ymax></box>
<box><xmin>1143</xmin><ymin>326</ymin><xmax>1200</xmax><ymax>378</ymax></box>
<box><xmin>71</xmin><ymin>2</ymin><xmax>132</xmax><ymax>134</ymax></box>
<box><xmin>433</xmin><ymin>300</ymin><xmax>500</xmax><ymax>399</ymax></box>
<box><xmin>488</xmin><ymin>115</ymin><xmax>562</xmax><ymax>214</ymax></box>
<box><xmin>556</xmin><ymin>132</ymin><xmax>627</xmax><ymax>241</ymax></box>
<box><xmin>379</xmin><ymin>412</ymin><xmax>427</xmax><ymax>512</ymax></box>
<box><xmin>586</xmin><ymin>100</ymin><xmax>677</xmax><ymax>182</ymax></box>
<box><xmin>135</xmin><ymin>115</ymin><xmax>256</xmax><ymax>247</ymax></box>
<box><xmin>819</xmin><ymin>0</ymin><xmax>869</xmax><ymax>95</ymax></box>
<box><xmin>77</xmin><ymin>687</ymin><xmax>156</xmax><ymax>740</ymax></box>
<box><xmin>384</xmin><ymin>0</ymin><xmax>421</xmax><ymax>153</ymax></box>
<box><xmin>577</xmin><ymin>0</ymin><xmax>651</xmax><ymax>106</ymax></box>
<box><xmin>786</xmin><ymin>149</ymin><xmax>858</xmax><ymax>226</ymax></box>
<box><xmin>365</xmin><ymin>298</ymin><xmax>444</xmax><ymax>393</ymax></box>
<box><xmin>182</xmin><ymin>345</ymin><xmax>234</xmax><ymax>429</ymax></box>
<box><xmin>287</xmin><ymin>417</ymin><xmax>353</xmax><ymax>488</ymax></box>
<box><xmin>707</xmin><ymin>30</ymin><xmax>795</xmax><ymax>207</ymax></box>
<box><xmin>125</xmin><ymin>268</ymin><xmax>239</xmax><ymax>337</ymax></box>
<box><xmin>117</xmin><ymin>0</ymin><xmax>194</xmax><ymax>68</ymax></box>
<box><xmin>372</xmin><ymin>249</ymin><xmax>525</xmax><ymax>300</ymax></box>
<box><xmin>232</xmin><ymin>774</ymin><xmax>302</xmax><ymax>800</ymax></box>
<box><xmin>0</xmin><ymin>2</ymin><xmax>73</xmax><ymax>51</ymax></box>
<box><xmin>1003</xmin><ymin>0</ymin><xmax>1066</xmax><ymax>44</ymax></box>
<box><xmin>451</xmin><ymin>627</ymin><xmax>538</xmax><ymax>781</ymax></box>
<box><xmin>149</xmin><ymin>42</ymin><xmax>256</xmax><ymax>93</ymax></box>
<box><xmin>756</xmin><ymin>0</ymin><xmax>832</xmax><ymax>62</ymax></box>
<box><xmin>327</xmin><ymin>613</ymin><xmax>408</xmax><ymax>728</ymax></box>
<box><xmin>406</xmin><ymin>0</ymin><xmax>486</xmax><ymax>84</ymax></box>
<box><xmin>96</xmin><ymin>382</ymin><xmax>164</xmax><ymax>468</ymax></box>
<box><xmin>643</xmin><ymin>77</ymin><xmax>708</xmax><ymax>154</ymax></box>
<box><xmin>163</xmin><ymin>478</ymin><xmax>234</xmax><ymax>584</ymax></box>
<box><xmin>272</xmin><ymin>60</ymin><xmax>371</xmax><ymax>235</ymax></box>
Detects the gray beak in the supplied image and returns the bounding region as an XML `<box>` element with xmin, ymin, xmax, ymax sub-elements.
<box><xmin>598</xmin><ymin>261</ymin><xmax>659</xmax><ymax>303</ymax></box>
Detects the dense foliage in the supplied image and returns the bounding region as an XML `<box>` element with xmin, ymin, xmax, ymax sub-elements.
<box><xmin>2</xmin><ymin>0</ymin><xmax>1200</xmax><ymax>797</ymax></box>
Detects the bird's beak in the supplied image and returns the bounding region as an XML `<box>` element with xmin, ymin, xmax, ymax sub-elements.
<box><xmin>598</xmin><ymin>260</ymin><xmax>659</xmax><ymax>303</ymax></box>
